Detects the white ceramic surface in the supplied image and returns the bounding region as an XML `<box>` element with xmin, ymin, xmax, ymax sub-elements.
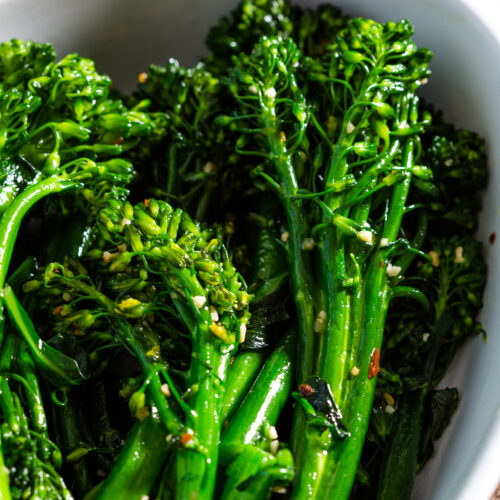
<box><xmin>0</xmin><ymin>0</ymin><xmax>499</xmax><ymax>498</ymax></box>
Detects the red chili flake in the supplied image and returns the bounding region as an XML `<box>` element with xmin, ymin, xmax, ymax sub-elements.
<box><xmin>490</xmin><ymin>232</ymin><xmax>496</xmax><ymax>245</ymax></box>
<box><xmin>113</xmin><ymin>136</ymin><xmax>124</xmax><ymax>145</ymax></box>
<box><xmin>298</xmin><ymin>383</ymin><xmax>315</xmax><ymax>397</ymax></box>
<box><xmin>52</xmin><ymin>305</ymin><xmax>63</xmax><ymax>316</ymax></box>
<box><xmin>144</xmin><ymin>199</ymin><xmax>151</xmax><ymax>208</ymax></box>
<box><xmin>368</xmin><ymin>348</ymin><xmax>381</xmax><ymax>379</ymax></box>
<box><xmin>377</xmin><ymin>144</ymin><xmax>384</xmax><ymax>154</ymax></box>
<box><xmin>180</xmin><ymin>433</ymin><xmax>193</xmax><ymax>445</ymax></box>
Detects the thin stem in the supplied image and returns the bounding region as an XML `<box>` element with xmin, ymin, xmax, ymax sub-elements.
<box><xmin>0</xmin><ymin>436</ymin><xmax>12</xmax><ymax>500</ymax></box>
<box><xmin>220</xmin><ymin>350</ymin><xmax>266</xmax><ymax>424</ymax></box>
<box><xmin>220</xmin><ymin>333</ymin><xmax>293</xmax><ymax>466</ymax></box>
<box><xmin>0</xmin><ymin>176</ymin><xmax>76</xmax><ymax>288</ymax></box>
<box><xmin>114</xmin><ymin>320</ymin><xmax>186</xmax><ymax>438</ymax></box>
<box><xmin>96</xmin><ymin>414</ymin><xmax>169</xmax><ymax>500</ymax></box>
<box><xmin>319</xmin><ymin>140</ymin><xmax>415</xmax><ymax>498</ymax></box>
<box><xmin>2</xmin><ymin>284</ymin><xmax>86</xmax><ymax>387</ymax></box>
<box><xmin>176</xmin><ymin>323</ymin><xmax>234</xmax><ymax>500</ymax></box>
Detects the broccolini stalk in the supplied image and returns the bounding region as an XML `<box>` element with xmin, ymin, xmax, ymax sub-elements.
<box><xmin>220</xmin><ymin>34</ymin><xmax>314</xmax><ymax>386</ymax></box>
<box><xmin>303</xmin><ymin>20</ymin><xmax>431</xmax><ymax>498</ymax></box>
<box><xmin>52</xmin><ymin>392</ymin><xmax>92</xmax><ymax>497</ymax></box>
<box><xmin>355</xmin><ymin>95</ymin><xmax>487</xmax><ymax>499</ymax></box>
<box><xmin>220</xmin><ymin>349</ymin><xmax>266</xmax><ymax>424</ymax></box>
<box><xmin>220</xmin><ymin>331</ymin><xmax>293</xmax><ymax>466</ymax></box>
<box><xmin>221</xmin><ymin>446</ymin><xmax>294</xmax><ymax>500</ymax></box>
<box><xmin>220</xmin><ymin>17</ymin><xmax>432</xmax><ymax>498</ymax></box>
<box><xmin>95</xmin><ymin>412</ymin><xmax>169</xmax><ymax>500</ymax></box>
<box><xmin>0</xmin><ymin>436</ymin><xmax>10</xmax><ymax>500</ymax></box>
<box><xmin>17</xmin><ymin>345</ymin><xmax>51</xmax><ymax>459</ymax></box>
<box><xmin>217</xmin><ymin>333</ymin><xmax>294</xmax><ymax>498</ymax></box>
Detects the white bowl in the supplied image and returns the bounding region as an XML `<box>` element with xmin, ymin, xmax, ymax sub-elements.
<box><xmin>1</xmin><ymin>0</ymin><xmax>499</xmax><ymax>498</ymax></box>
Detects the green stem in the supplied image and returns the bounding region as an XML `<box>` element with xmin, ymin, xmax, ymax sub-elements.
<box><xmin>166</xmin><ymin>143</ymin><xmax>179</xmax><ymax>196</ymax></box>
<box><xmin>220</xmin><ymin>443</ymin><xmax>294</xmax><ymax>500</ymax></box>
<box><xmin>18</xmin><ymin>346</ymin><xmax>48</xmax><ymax>436</ymax></box>
<box><xmin>175</xmin><ymin>324</ymin><xmax>234</xmax><ymax>500</ymax></box>
<box><xmin>257</xmin><ymin>93</ymin><xmax>315</xmax><ymax>386</ymax></box>
<box><xmin>222</xmin><ymin>463</ymin><xmax>294</xmax><ymax>500</ymax></box>
<box><xmin>292</xmin><ymin>123</ymin><xmax>352</xmax><ymax>500</ymax></box>
<box><xmin>115</xmin><ymin>320</ymin><xmax>185</xmax><ymax>437</ymax></box>
<box><xmin>96</xmin><ymin>414</ymin><xmax>169</xmax><ymax>500</ymax></box>
<box><xmin>54</xmin><ymin>392</ymin><xmax>92</xmax><ymax>497</ymax></box>
<box><xmin>290</xmin><ymin>426</ymin><xmax>331</xmax><ymax>499</ymax></box>
<box><xmin>0</xmin><ymin>435</ymin><xmax>12</xmax><ymax>500</ymax></box>
<box><xmin>18</xmin><ymin>344</ymin><xmax>52</xmax><ymax>461</ymax></box>
<box><xmin>220</xmin><ymin>349</ymin><xmax>266</xmax><ymax>424</ymax></box>
<box><xmin>260</xmin><ymin>115</ymin><xmax>316</xmax><ymax>494</ymax></box>
<box><xmin>0</xmin><ymin>303</ymin><xmax>5</xmax><ymax>355</ymax></box>
<box><xmin>1</xmin><ymin>284</ymin><xmax>86</xmax><ymax>387</ymax></box>
<box><xmin>0</xmin><ymin>331</ymin><xmax>21</xmax><ymax>434</ymax></box>
<box><xmin>319</xmin><ymin>140</ymin><xmax>415</xmax><ymax>498</ymax></box>
<box><xmin>220</xmin><ymin>333</ymin><xmax>293</xmax><ymax>466</ymax></box>
<box><xmin>291</xmin><ymin>104</ymin><xmax>379</xmax><ymax>498</ymax></box>
<box><xmin>0</xmin><ymin>176</ymin><xmax>75</xmax><ymax>288</ymax></box>
<box><xmin>280</xmin><ymin>179</ymin><xmax>315</xmax><ymax>386</ymax></box>
<box><xmin>394</xmin><ymin>211</ymin><xmax>428</xmax><ymax>273</ymax></box>
<box><xmin>390</xmin><ymin>286</ymin><xmax>430</xmax><ymax>311</ymax></box>
<box><xmin>320</xmin><ymin>250</ymin><xmax>390</xmax><ymax>497</ymax></box>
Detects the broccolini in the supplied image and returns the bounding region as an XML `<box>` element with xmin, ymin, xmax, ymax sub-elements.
<box><xmin>0</xmin><ymin>2</ymin><xmax>489</xmax><ymax>500</ymax></box>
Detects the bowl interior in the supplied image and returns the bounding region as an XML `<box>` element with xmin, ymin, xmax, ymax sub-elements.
<box><xmin>1</xmin><ymin>0</ymin><xmax>499</xmax><ymax>498</ymax></box>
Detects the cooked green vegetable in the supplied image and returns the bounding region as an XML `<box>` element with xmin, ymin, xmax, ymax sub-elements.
<box><xmin>0</xmin><ymin>39</ymin><xmax>156</xmax><ymax>384</ymax></box>
<box><xmin>216</xmin><ymin>14</ymin><xmax>434</xmax><ymax>498</ymax></box>
<box><xmin>30</xmin><ymin>197</ymin><xmax>251</xmax><ymax>499</ymax></box>
<box><xmin>0</xmin><ymin>2</ymin><xmax>488</xmax><ymax>500</ymax></box>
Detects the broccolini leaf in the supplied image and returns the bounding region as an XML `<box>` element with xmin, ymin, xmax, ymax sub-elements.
<box><xmin>294</xmin><ymin>376</ymin><xmax>350</xmax><ymax>440</ymax></box>
<box><xmin>418</xmin><ymin>387</ymin><xmax>459</xmax><ymax>468</ymax></box>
